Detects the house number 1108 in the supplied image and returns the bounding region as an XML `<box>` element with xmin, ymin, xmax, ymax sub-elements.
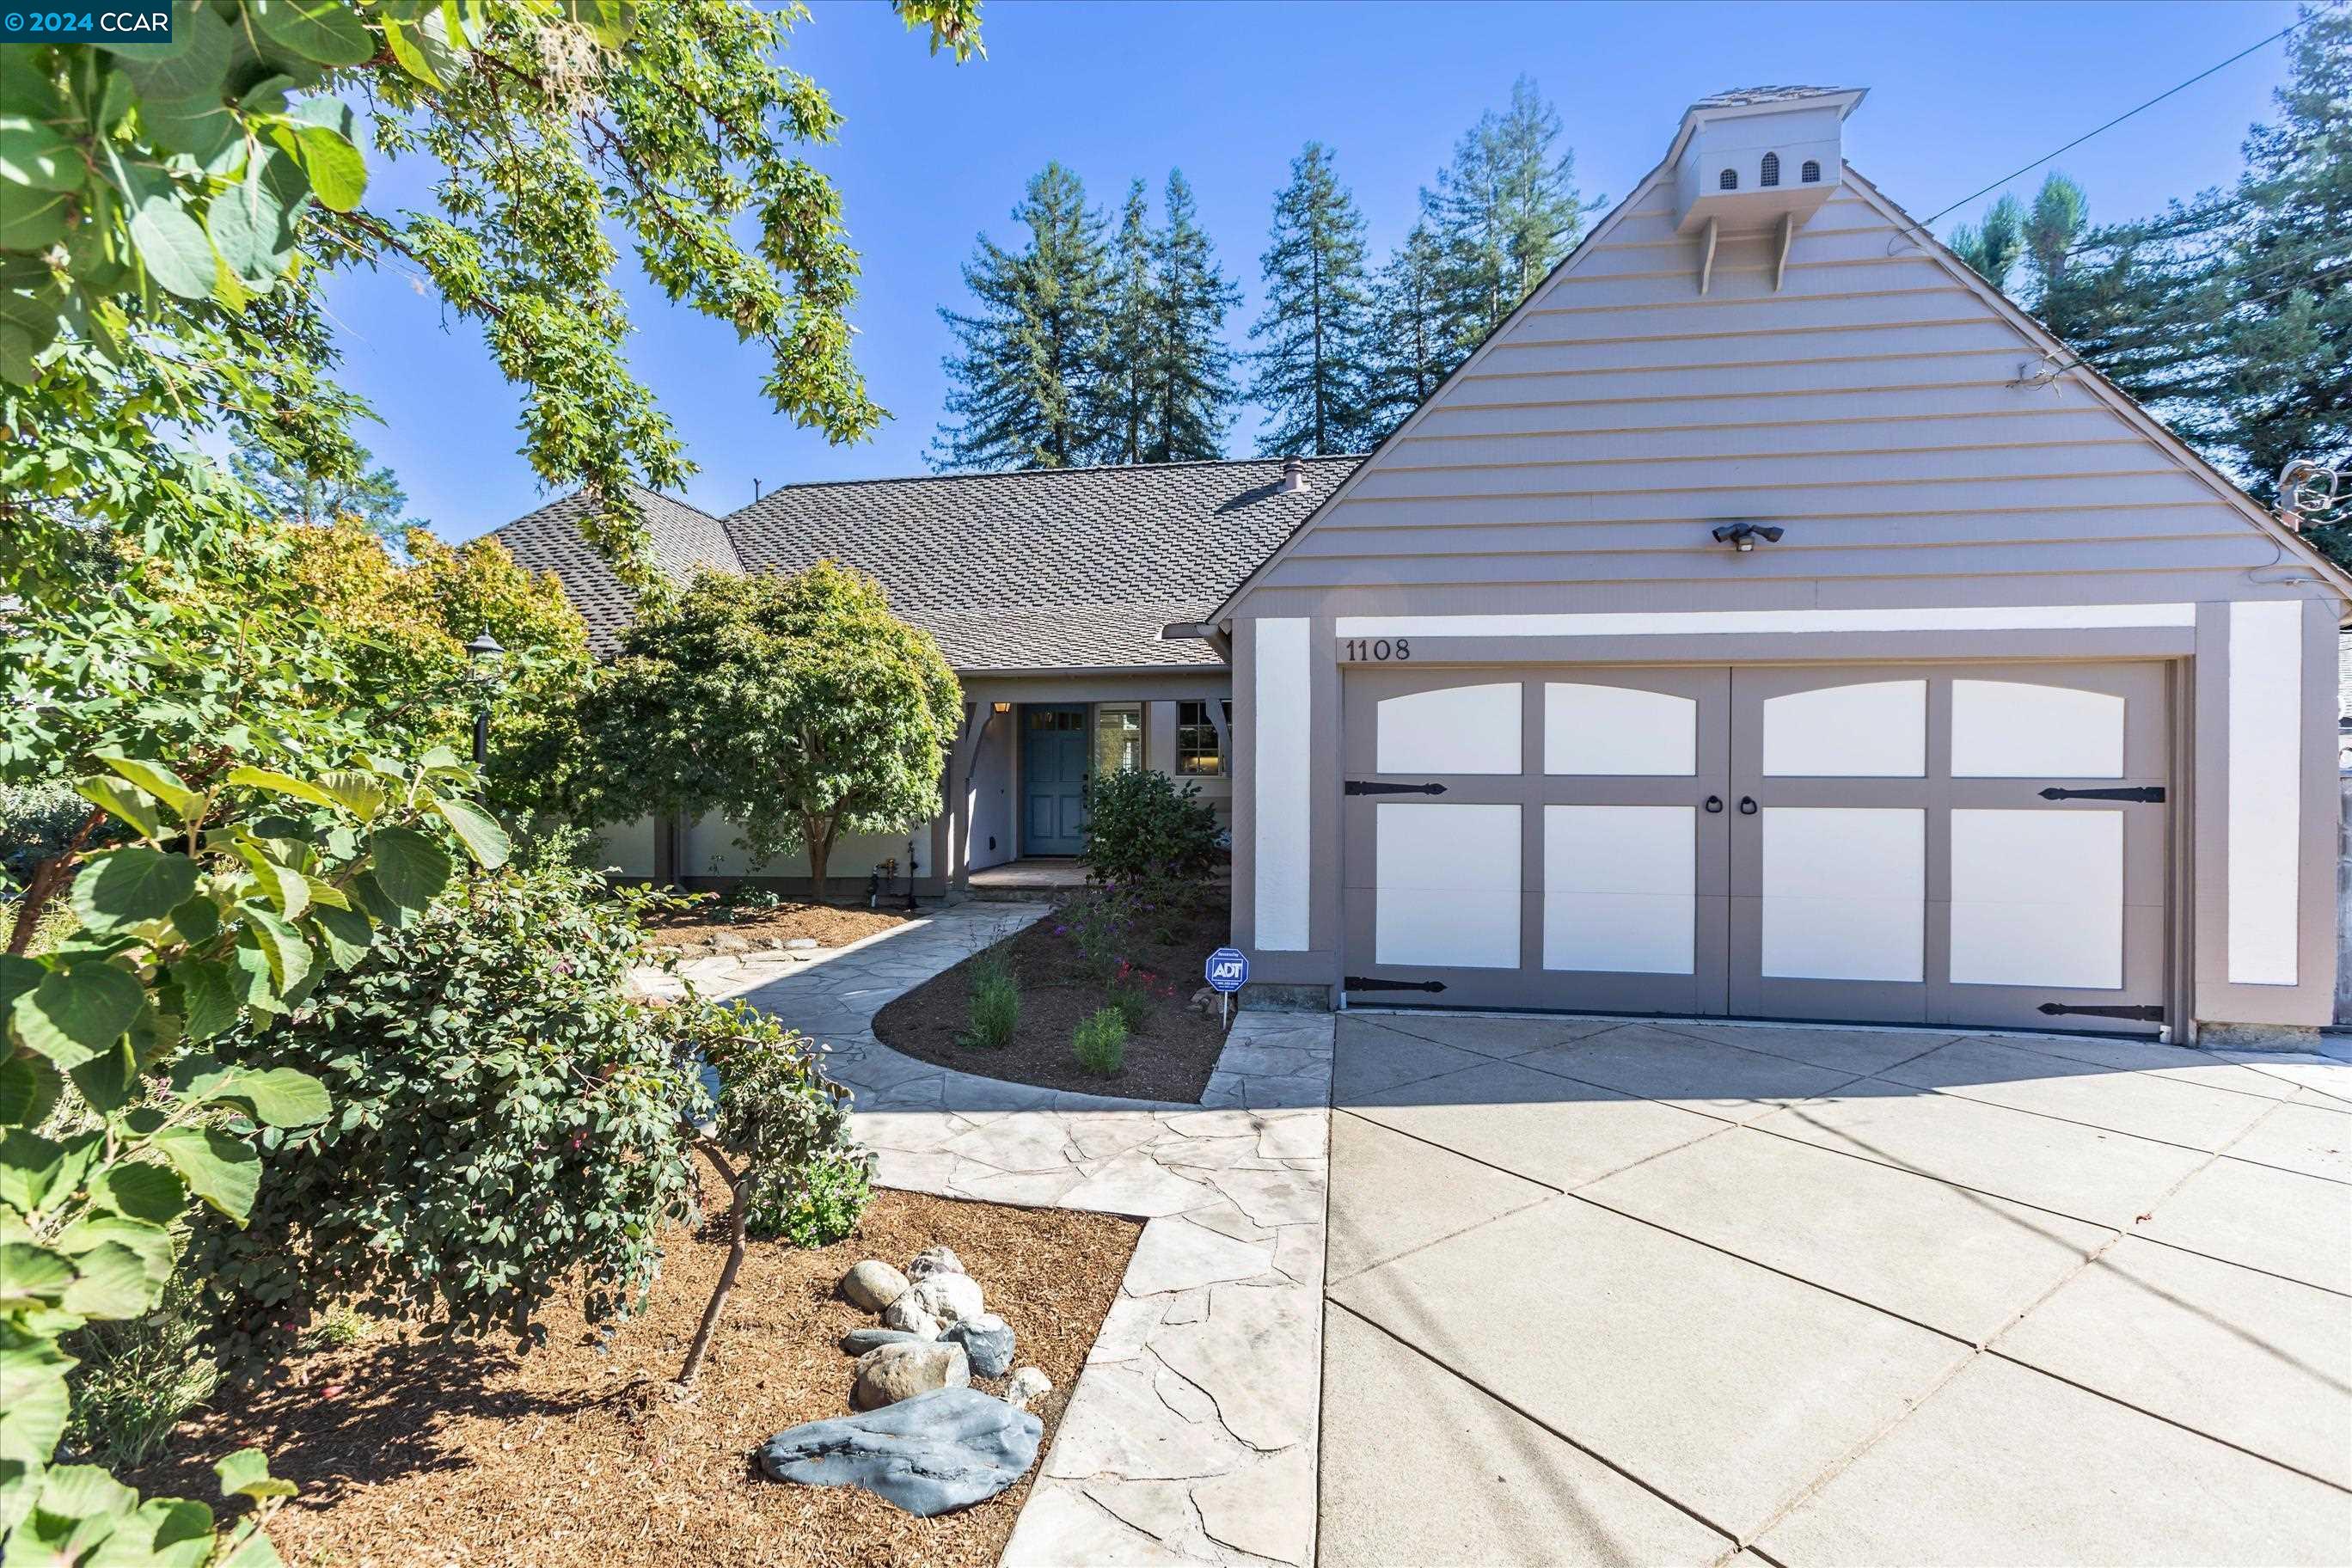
<box><xmin>1344</xmin><ymin>638</ymin><xmax>1411</xmax><ymax>662</ymax></box>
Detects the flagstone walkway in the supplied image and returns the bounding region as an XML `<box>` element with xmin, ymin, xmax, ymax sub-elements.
<box><xmin>662</xmin><ymin>903</ymin><xmax>1335</xmax><ymax>1568</ymax></box>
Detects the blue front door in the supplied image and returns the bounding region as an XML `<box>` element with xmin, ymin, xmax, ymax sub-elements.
<box><xmin>1022</xmin><ymin>705</ymin><xmax>1090</xmax><ymax>854</ymax></box>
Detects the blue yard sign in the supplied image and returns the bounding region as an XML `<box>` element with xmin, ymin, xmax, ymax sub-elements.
<box><xmin>1205</xmin><ymin>946</ymin><xmax>1248</xmax><ymax>1028</ymax></box>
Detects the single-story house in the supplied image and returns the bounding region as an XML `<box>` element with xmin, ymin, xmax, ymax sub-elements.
<box><xmin>496</xmin><ymin>455</ymin><xmax>1357</xmax><ymax>891</ymax></box>
<box><xmin>498</xmin><ymin>85</ymin><xmax>2348</xmax><ymax>1047</ymax></box>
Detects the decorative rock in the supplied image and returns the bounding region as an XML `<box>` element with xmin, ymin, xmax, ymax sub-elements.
<box><xmin>1004</xmin><ymin>1366</ymin><xmax>1052</xmax><ymax>1413</ymax></box>
<box><xmin>784</xmin><ymin>936</ymin><xmax>819</xmax><ymax>951</ymax></box>
<box><xmin>906</xmin><ymin>1271</ymin><xmax>985</xmax><ymax>1327</ymax></box>
<box><xmin>941</xmin><ymin>1313</ymin><xmax>1015</xmax><ymax>1377</ymax></box>
<box><xmin>840</xmin><ymin>1326</ymin><xmax>927</xmax><ymax>1356</ymax></box>
<box><xmin>840</xmin><ymin>1259</ymin><xmax>910</xmax><ymax>1313</ymax></box>
<box><xmin>881</xmin><ymin>1294</ymin><xmax>943</xmax><ymax>1339</ymax></box>
<box><xmin>852</xmin><ymin>1340</ymin><xmax>970</xmax><ymax>1411</ymax></box>
<box><xmin>906</xmin><ymin>1245</ymin><xmax>965</xmax><ymax>1281</ymax></box>
<box><xmin>758</xmin><ymin>1387</ymin><xmax>1043</xmax><ymax>1517</ymax></box>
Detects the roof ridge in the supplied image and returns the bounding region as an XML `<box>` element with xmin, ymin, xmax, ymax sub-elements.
<box><xmin>725</xmin><ymin>452</ymin><xmax>1366</xmax><ymax>519</ymax></box>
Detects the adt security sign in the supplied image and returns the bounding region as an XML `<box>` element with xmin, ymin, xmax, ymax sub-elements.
<box><xmin>1205</xmin><ymin>946</ymin><xmax>1248</xmax><ymax>1027</ymax></box>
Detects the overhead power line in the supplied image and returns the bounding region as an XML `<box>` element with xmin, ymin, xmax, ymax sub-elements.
<box><xmin>1917</xmin><ymin>3</ymin><xmax>2340</xmax><ymax>231</ymax></box>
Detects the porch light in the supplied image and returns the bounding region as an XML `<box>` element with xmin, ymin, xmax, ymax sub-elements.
<box><xmin>991</xmin><ymin>701</ymin><xmax>1012</xmax><ymax>714</ymax></box>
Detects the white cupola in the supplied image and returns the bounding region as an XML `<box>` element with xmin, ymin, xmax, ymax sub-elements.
<box><xmin>1669</xmin><ymin>86</ymin><xmax>1865</xmax><ymax>236</ymax></box>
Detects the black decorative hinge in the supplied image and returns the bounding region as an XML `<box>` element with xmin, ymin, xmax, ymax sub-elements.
<box><xmin>2038</xmin><ymin>1002</ymin><xmax>2165</xmax><ymax>1021</ymax></box>
<box><xmin>1346</xmin><ymin>977</ymin><xmax>1448</xmax><ymax>994</ymax></box>
<box><xmin>1344</xmin><ymin>780</ymin><xmax>1449</xmax><ymax>797</ymax></box>
<box><xmin>2038</xmin><ymin>786</ymin><xmax>2165</xmax><ymax>803</ymax></box>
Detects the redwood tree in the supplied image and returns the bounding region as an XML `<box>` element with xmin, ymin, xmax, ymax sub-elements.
<box><xmin>589</xmin><ymin>564</ymin><xmax>961</xmax><ymax>892</ymax></box>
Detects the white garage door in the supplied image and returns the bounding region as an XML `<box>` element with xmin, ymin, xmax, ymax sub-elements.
<box><xmin>1340</xmin><ymin>663</ymin><xmax>2172</xmax><ymax>1035</ymax></box>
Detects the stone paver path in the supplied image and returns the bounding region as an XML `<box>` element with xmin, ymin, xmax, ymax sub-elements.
<box><xmin>666</xmin><ymin>903</ymin><xmax>1334</xmax><ymax>1568</ymax></box>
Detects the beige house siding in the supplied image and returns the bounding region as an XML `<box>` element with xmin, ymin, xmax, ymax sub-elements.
<box><xmin>1223</xmin><ymin>156</ymin><xmax>2347</xmax><ymax>1038</ymax></box>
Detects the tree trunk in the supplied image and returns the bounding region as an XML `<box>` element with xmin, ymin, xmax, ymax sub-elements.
<box><xmin>8</xmin><ymin>806</ymin><xmax>106</xmax><ymax>955</ymax></box>
<box><xmin>677</xmin><ymin>1144</ymin><xmax>746</xmax><ymax>1390</ymax></box>
<box><xmin>805</xmin><ymin>815</ymin><xmax>836</xmax><ymax>903</ymax></box>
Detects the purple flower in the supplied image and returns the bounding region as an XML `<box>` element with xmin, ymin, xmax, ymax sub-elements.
<box><xmin>1053</xmin><ymin>924</ymin><xmax>1068</xmax><ymax>936</ymax></box>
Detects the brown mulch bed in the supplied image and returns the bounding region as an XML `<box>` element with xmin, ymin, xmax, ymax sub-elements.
<box><xmin>644</xmin><ymin>900</ymin><xmax>911</xmax><ymax>953</ymax></box>
<box><xmin>871</xmin><ymin>886</ymin><xmax>1232</xmax><ymax>1103</ymax></box>
<box><xmin>124</xmin><ymin>1179</ymin><xmax>1140</xmax><ymax>1568</ymax></box>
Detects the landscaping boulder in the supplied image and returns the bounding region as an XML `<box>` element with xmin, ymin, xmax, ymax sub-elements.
<box><xmin>841</xmin><ymin>1259</ymin><xmax>910</xmax><ymax>1312</ymax></box>
<box><xmin>852</xmin><ymin>1341</ymin><xmax>971</xmax><ymax>1411</ymax></box>
<box><xmin>841</xmin><ymin>1326</ymin><xmax>926</xmax><ymax>1356</ymax></box>
<box><xmin>906</xmin><ymin>1245</ymin><xmax>965</xmax><ymax>1281</ymax></box>
<box><xmin>758</xmin><ymin>1387</ymin><xmax>1044</xmax><ymax>1517</ymax></box>
<box><xmin>906</xmin><ymin>1271</ymin><xmax>984</xmax><ymax>1326</ymax></box>
<box><xmin>785</xmin><ymin>936</ymin><xmax>819</xmax><ymax>951</ymax></box>
<box><xmin>1004</xmin><ymin>1367</ymin><xmax>1052</xmax><ymax>1413</ymax></box>
<box><xmin>881</xmin><ymin>1293</ymin><xmax>943</xmax><ymax>1339</ymax></box>
<box><xmin>941</xmin><ymin>1314</ymin><xmax>1014</xmax><ymax>1377</ymax></box>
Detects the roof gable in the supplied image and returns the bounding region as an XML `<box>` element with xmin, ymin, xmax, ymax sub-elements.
<box><xmin>1216</xmin><ymin>155</ymin><xmax>2350</xmax><ymax>618</ymax></box>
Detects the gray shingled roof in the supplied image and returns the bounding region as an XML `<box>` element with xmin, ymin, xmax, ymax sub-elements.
<box><xmin>491</xmin><ymin>456</ymin><xmax>1360</xmax><ymax>671</ymax></box>
<box><xmin>493</xmin><ymin>484</ymin><xmax>738</xmax><ymax>655</ymax></box>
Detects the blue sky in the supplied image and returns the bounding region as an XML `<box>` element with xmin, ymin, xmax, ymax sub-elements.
<box><xmin>339</xmin><ymin>0</ymin><xmax>2308</xmax><ymax>543</ymax></box>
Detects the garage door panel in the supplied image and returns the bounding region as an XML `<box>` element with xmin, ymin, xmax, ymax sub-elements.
<box><xmin>1374</xmin><ymin>802</ymin><xmax>1522</xmax><ymax>970</ymax></box>
<box><xmin>1342</xmin><ymin>659</ymin><xmax>2168</xmax><ymax>1034</ymax></box>
<box><xmin>1544</xmin><ymin>805</ymin><xmax>1696</xmax><ymax>975</ymax></box>
<box><xmin>1948</xmin><ymin>809</ymin><xmax>2123</xmax><ymax>989</ymax></box>
<box><xmin>1756</xmin><ymin>806</ymin><xmax>1927</xmax><ymax>983</ymax></box>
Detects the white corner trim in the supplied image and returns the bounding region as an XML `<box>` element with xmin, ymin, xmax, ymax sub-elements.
<box><xmin>1332</xmin><ymin>604</ymin><xmax>2201</xmax><ymax>639</ymax></box>
<box><xmin>2226</xmin><ymin>601</ymin><xmax>2302</xmax><ymax>986</ymax></box>
<box><xmin>1254</xmin><ymin>618</ymin><xmax>1312</xmax><ymax>952</ymax></box>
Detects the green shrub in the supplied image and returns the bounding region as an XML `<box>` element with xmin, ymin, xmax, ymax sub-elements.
<box><xmin>671</xmin><ymin>995</ymin><xmax>873</xmax><ymax>1385</ymax></box>
<box><xmin>189</xmin><ymin>842</ymin><xmax>701</xmax><ymax>1370</ymax></box>
<box><xmin>677</xmin><ymin>995</ymin><xmax>874</xmax><ymax>1250</ymax></box>
<box><xmin>63</xmin><ymin>1278</ymin><xmax>219</xmax><ymax>1468</ymax></box>
<box><xmin>1080</xmin><ymin>769</ymin><xmax>1222</xmax><ymax>887</ymax></box>
<box><xmin>962</xmin><ymin>952</ymin><xmax>1020</xmax><ymax>1047</ymax></box>
<box><xmin>1073</xmin><ymin>1007</ymin><xmax>1128</xmax><ymax>1076</ymax></box>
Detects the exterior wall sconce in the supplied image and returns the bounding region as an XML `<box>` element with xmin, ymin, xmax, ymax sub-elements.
<box><xmin>991</xmin><ymin>701</ymin><xmax>1013</xmax><ymax>714</ymax></box>
<box><xmin>1712</xmin><ymin>522</ymin><xmax>1785</xmax><ymax>553</ymax></box>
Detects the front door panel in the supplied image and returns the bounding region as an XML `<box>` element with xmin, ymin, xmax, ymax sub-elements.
<box><xmin>1021</xmin><ymin>705</ymin><xmax>1089</xmax><ymax>854</ymax></box>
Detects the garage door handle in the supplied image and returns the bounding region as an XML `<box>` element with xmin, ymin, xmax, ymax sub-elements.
<box><xmin>1738</xmin><ymin>795</ymin><xmax>1758</xmax><ymax>815</ymax></box>
<box><xmin>1705</xmin><ymin>795</ymin><xmax>1724</xmax><ymax>813</ymax></box>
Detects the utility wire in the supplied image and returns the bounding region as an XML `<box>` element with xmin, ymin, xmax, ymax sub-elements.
<box><xmin>1917</xmin><ymin>4</ymin><xmax>2339</xmax><ymax>231</ymax></box>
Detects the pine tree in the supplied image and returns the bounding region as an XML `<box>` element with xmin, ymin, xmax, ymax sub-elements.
<box><xmin>1423</xmin><ymin>77</ymin><xmax>1587</xmax><ymax>355</ymax></box>
<box><xmin>1248</xmin><ymin>142</ymin><xmax>1374</xmax><ymax>456</ymax></box>
<box><xmin>932</xmin><ymin>162</ymin><xmax>1112</xmax><ymax>471</ymax></box>
<box><xmin>1098</xmin><ymin>180</ymin><xmax>1157</xmax><ymax>466</ymax></box>
<box><xmin>1145</xmin><ymin>169</ymin><xmax>1241</xmax><ymax>462</ymax></box>
<box><xmin>1363</xmin><ymin>220</ymin><xmax>1450</xmax><ymax>444</ymax></box>
<box><xmin>2211</xmin><ymin>3</ymin><xmax>2351</xmax><ymax>525</ymax></box>
<box><xmin>2028</xmin><ymin>5</ymin><xmax>2349</xmax><ymax>555</ymax></box>
<box><xmin>1951</xmin><ymin>193</ymin><xmax>2027</xmax><ymax>292</ymax></box>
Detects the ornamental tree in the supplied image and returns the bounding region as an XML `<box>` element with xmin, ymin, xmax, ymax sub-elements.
<box><xmin>589</xmin><ymin>564</ymin><xmax>962</xmax><ymax>895</ymax></box>
<box><xmin>3</xmin><ymin>0</ymin><xmax>982</xmax><ymax>592</ymax></box>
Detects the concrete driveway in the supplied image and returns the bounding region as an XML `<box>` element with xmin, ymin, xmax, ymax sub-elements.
<box><xmin>1320</xmin><ymin>1014</ymin><xmax>2352</xmax><ymax>1567</ymax></box>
